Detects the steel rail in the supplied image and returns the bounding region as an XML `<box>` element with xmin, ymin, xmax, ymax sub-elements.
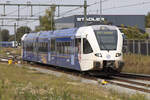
<box><xmin>114</xmin><ymin>73</ymin><xmax>150</xmax><ymax>81</ymax></box>
<box><xmin>107</xmin><ymin>80</ymin><xmax>150</xmax><ymax>93</ymax></box>
<box><xmin>111</xmin><ymin>77</ymin><xmax>150</xmax><ymax>87</ymax></box>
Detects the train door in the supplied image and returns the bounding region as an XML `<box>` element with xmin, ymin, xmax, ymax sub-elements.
<box><xmin>80</xmin><ymin>38</ymin><xmax>94</xmax><ymax>71</ymax></box>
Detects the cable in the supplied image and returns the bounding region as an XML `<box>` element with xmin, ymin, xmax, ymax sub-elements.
<box><xmin>59</xmin><ymin>0</ymin><xmax>109</xmax><ymax>17</ymax></box>
<box><xmin>18</xmin><ymin>1</ymin><xmax>105</xmax><ymax>29</ymax></box>
<box><xmin>6</xmin><ymin>6</ymin><xmax>27</xmax><ymax>15</ymax></box>
<box><xmin>104</xmin><ymin>1</ymin><xmax>150</xmax><ymax>10</ymax></box>
<box><xmin>18</xmin><ymin>0</ymin><xmax>111</xmax><ymax>29</ymax></box>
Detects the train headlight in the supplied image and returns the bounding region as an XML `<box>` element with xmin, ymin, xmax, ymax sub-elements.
<box><xmin>95</xmin><ymin>53</ymin><xmax>102</xmax><ymax>57</ymax></box>
<box><xmin>116</xmin><ymin>53</ymin><xmax>122</xmax><ymax>57</ymax></box>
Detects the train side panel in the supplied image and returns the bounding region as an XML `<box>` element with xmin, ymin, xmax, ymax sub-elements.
<box><xmin>22</xmin><ymin>33</ymin><xmax>37</xmax><ymax>62</ymax></box>
<box><xmin>48</xmin><ymin>29</ymin><xmax>81</xmax><ymax>71</ymax></box>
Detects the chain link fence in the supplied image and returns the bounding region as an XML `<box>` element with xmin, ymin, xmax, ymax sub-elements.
<box><xmin>124</xmin><ymin>40</ymin><xmax>150</xmax><ymax>56</ymax></box>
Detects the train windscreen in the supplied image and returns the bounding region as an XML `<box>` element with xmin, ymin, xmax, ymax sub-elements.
<box><xmin>94</xmin><ymin>30</ymin><xmax>118</xmax><ymax>50</ymax></box>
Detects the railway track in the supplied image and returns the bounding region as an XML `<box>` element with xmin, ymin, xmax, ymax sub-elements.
<box><xmin>114</xmin><ymin>73</ymin><xmax>150</xmax><ymax>81</ymax></box>
<box><xmin>107</xmin><ymin>76</ymin><xmax>150</xmax><ymax>93</ymax></box>
<box><xmin>0</xmin><ymin>56</ymin><xmax>150</xmax><ymax>94</ymax></box>
<box><xmin>23</xmin><ymin>62</ymin><xmax>150</xmax><ymax>94</ymax></box>
<box><xmin>108</xmin><ymin>73</ymin><xmax>150</xmax><ymax>93</ymax></box>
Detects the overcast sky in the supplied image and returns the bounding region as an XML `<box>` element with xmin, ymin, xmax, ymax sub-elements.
<box><xmin>0</xmin><ymin>0</ymin><xmax>150</xmax><ymax>34</ymax></box>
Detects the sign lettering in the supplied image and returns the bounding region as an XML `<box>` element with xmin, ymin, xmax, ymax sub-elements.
<box><xmin>76</xmin><ymin>17</ymin><xmax>105</xmax><ymax>22</ymax></box>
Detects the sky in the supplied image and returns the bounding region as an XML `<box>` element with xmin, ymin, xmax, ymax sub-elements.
<box><xmin>0</xmin><ymin>0</ymin><xmax>150</xmax><ymax>34</ymax></box>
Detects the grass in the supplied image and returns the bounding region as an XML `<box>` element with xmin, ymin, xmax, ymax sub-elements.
<box><xmin>123</xmin><ymin>54</ymin><xmax>150</xmax><ymax>74</ymax></box>
<box><xmin>0</xmin><ymin>63</ymin><xmax>148</xmax><ymax>100</ymax></box>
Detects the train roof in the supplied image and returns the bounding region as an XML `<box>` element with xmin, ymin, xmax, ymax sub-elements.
<box><xmin>23</xmin><ymin>33</ymin><xmax>37</xmax><ymax>41</ymax></box>
<box><xmin>38</xmin><ymin>31</ymin><xmax>52</xmax><ymax>38</ymax></box>
<box><xmin>53</xmin><ymin>28</ymin><xmax>78</xmax><ymax>36</ymax></box>
<box><xmin>22</xmin><ymin>25</ymin><xmax>119</xmax><ymax>41</ymax></box>
<box><xmin>91</xmin><ymin>25</ymin><xmax>117</xmax><ymax>30</ymax></box>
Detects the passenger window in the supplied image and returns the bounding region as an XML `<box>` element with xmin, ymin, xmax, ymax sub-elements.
<box><xmin>83</xmin><ymin>38</ymin><xmax>93</xmax><ymax>54</ymax></box>
<box><xmin>64</xmin><ymin>42</ymin><xmax>68</xmax><ymax>54</ymax></box>
<box><xmin>75</xmin><ymin>38</ymin><xmax>81</xmax><ymax>53</ymax></box>
<box><xmin>51</xmin><ymin>39</ymin><xmax>55</xmax><ymax>52</ymax></box>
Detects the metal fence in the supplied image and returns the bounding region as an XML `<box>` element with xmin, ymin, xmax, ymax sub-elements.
<box><xmin>124</xmin><ymin>40</ymin><xmax>150</xmax><ymax>56</ymax></box>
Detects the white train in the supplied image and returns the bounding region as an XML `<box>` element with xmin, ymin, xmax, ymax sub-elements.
<box><xmin>22</xmin><ymin>25</ymin><xmax>124</xmax><ymax>73</ymax></box>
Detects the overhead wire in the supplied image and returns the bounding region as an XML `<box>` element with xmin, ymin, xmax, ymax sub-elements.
<box><xmin>6</xmin><ymin>6</ymin><xmax>27</xmax><ymax>16</ymax></box>
<box><xmin>1</xmin><ymin>0</ymin><xmax>108</xmax><ymax>27</ymax></box>
<box><xmin>3</xmin><ymin>0</ymin><xmax>150</xmax><ymax>30</ymax></box>
<box><xmin>21</xmin><ymin>0</ymin><xmax>109</xmax><ymax>27</ymax></box>
<box><xmin>58</xmin><ymin>0</ymin><xmax>110</xmax><ymax>18</ymax></box>
<box><xmin>103</xmin><ymin>1</ymin><xmax>150</xmax><ymax>10</ymax></box>
<box><xmin>70</xmin><ymin>1</ymin><xmax>150</xmax><ymax>15</ymax></box>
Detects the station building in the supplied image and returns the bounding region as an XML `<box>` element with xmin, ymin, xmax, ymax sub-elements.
<box><xmin>55</xmin><ymin>15</ymin><xmax>145</xmax><ymax>32</ymax></box>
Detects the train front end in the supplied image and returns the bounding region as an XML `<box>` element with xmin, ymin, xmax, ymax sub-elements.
<box><xmin>92</xmin><ymin>25</ymin><xmax>124</xmax><ymax>73</ymax></box>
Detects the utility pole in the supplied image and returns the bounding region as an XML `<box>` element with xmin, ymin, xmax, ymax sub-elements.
<box><xmin>84</xmin><ymin>0</ymin><xmax>87</xmax><ymax>26</ymax></box>
<box><xmin>100</xmin><ymin>0</ymin><xmax>102</xmax><ymax>22</ymax></box>
<box><xmin>51</xmin><ymin>5</ymin><xmax>55</xmax><ymax>30</ymax></box>
<box><xmin>14</xmin><ymin>23</ymin><xmax>17</xmax><ymax>48</ymax></box>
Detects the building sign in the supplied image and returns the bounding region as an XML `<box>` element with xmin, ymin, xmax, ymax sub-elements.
<box><xmin>76</xmin><ymin>17</ymin><xmax>105</xmax><ymax>22</ymax></box>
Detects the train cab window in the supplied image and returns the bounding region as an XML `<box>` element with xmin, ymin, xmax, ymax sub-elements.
<box><xmin>83</xmin><ymin>38</ymin><xmax>93</xmax><ymax>54</ymax></box>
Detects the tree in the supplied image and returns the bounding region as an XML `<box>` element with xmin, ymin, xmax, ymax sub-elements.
<box><xmin>35</xmin><ymin>5</ymin><xmax>56</xmax><ymax>31</ymax></box>
<box><xmin>121</xmin><ymin>24</ymin><xmax>149</xmax><ymax>39</ymax></box>
<box><xmin>146</xmin><ymin>12</ymin><xmax>150</xmax><ymax>28</ymax></box>
<box><xmin>0</xmin><ymin>29</ymin><xmax>10</xmax><ymax>41</ymax></box>
<box><xmin>9</xmin><ymin>26</ymin><xmax>31</xmax><ymax>43</ymax></box>
<box><xmin>17</xmin><ymin>26</ymin><xmax>31</xmax><ymax>43</ymax></box>
<box><xmin>8</xmin><ymin>35</ymin><xmax>15</xmax><ymax>42</ymax></box>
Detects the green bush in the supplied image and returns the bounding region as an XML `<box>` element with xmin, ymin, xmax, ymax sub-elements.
<box><xmin>121</xmin><ymin>24</ymin><xmax>149</xmax><ymax>39</ymax></box>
